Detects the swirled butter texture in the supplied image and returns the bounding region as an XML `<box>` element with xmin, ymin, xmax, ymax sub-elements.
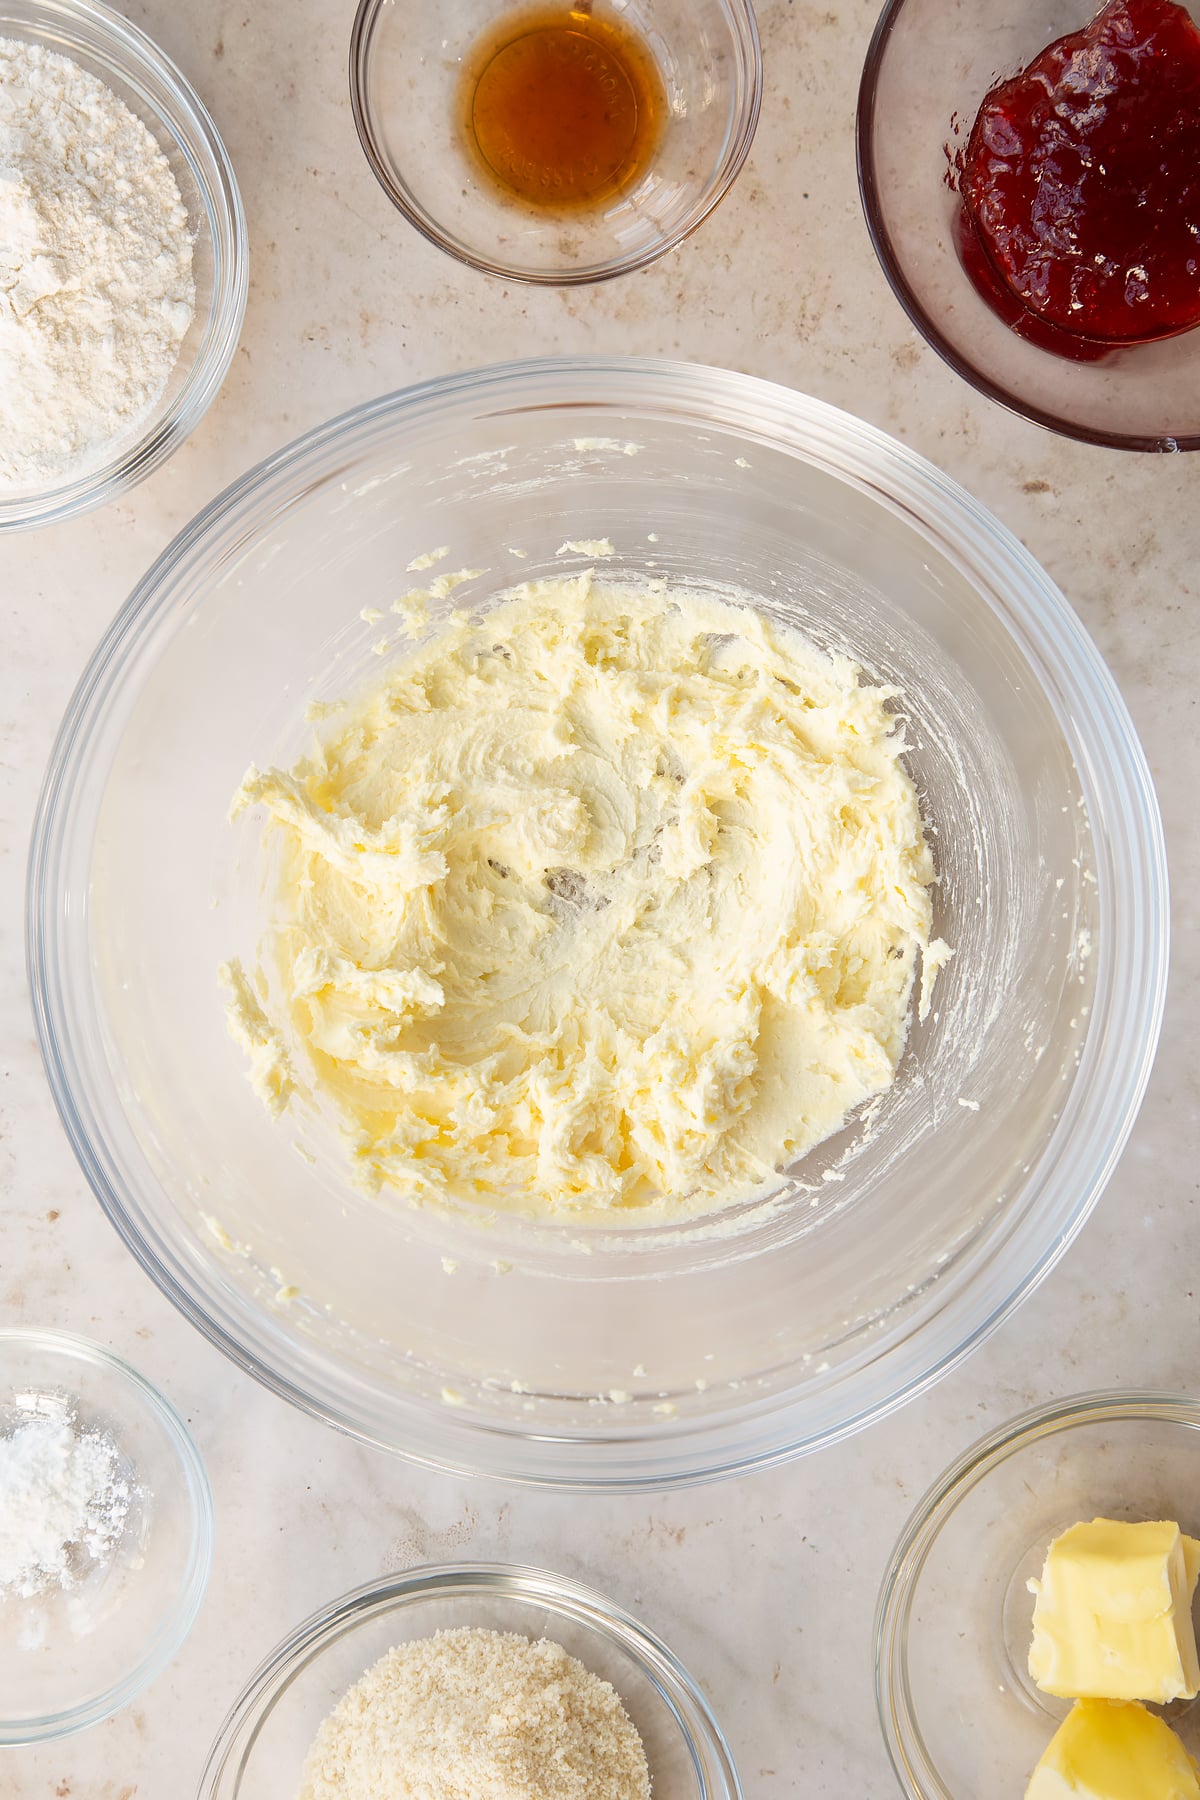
<box><xmin>227</xmin><ymin>575</ymin><xmax>946</xmax><ymax>1219</ymax></box>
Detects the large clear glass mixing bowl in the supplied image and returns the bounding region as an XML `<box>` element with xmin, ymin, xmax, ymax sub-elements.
<box><xmin>26</xmin><ymin>358</ymin><xmax>1167</xmax><ymax>1489</ymax></box>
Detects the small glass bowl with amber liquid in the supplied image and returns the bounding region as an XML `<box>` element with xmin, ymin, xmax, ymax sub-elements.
<box><xmin>460</xmin><ymin>7</ymin><xmax>665</xmax><ymax>215</ymax></box>
<box><xmin>349</xmin><ymin>0</ymin><xmax>762</xmax><ymax>283</ymax></box>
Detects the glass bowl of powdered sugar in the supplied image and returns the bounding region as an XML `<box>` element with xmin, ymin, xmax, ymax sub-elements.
<box><xmin>0</xmin><ymin>1327</ymin><xmax>213</xmax><ymax>1744</ymax></box>
<box><xmin>0</xmin><ymin>0</ymin><xmax>247</xmax><ymax>531</ymax></box>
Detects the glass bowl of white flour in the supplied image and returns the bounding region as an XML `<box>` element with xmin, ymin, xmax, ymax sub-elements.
<box><xmin>0</xmin><ymin>0</ymin><xmax>247</xmax><ymax>531</ymax></box>
<box><xmin>0</xmin><ymin>1327</ymin><xmax>213</xmax><ymax>1742</ymax></box>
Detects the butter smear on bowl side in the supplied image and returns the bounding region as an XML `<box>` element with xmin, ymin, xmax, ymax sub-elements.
<box><xmin>1025</xmin><ymin>1699</ymin><xmax>1200</xmax><ymax>1800</ymax></box>
<box><xmin>1028</xmin><ymin>1519</ymin><xmax>1200</xmax><ymax>1703</ymax></box>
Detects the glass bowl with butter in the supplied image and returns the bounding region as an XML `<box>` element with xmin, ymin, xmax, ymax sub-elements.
<box><xmin>876</xmin><ymin>1391</ymin><xmax>1200</xmax><ymax>1798</ymax></box>
<box><xmin>28</xmin><ymin>358</ymin><xmax>1165</xmax><ymax>1489</ymax></box>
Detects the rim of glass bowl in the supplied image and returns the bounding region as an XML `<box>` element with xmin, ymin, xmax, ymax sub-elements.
<box><xmin>196</xmin><ymin>1561</ymin><xmax>743</xmax><ymax>1800</ymax></box>
<box><xmin>26</xmin><ymin>356</ymin><xmax>1168</xmax><ymax>1490</ymax></box>
<box><xmin>874</xmin><ymin>1390</ymin><xmax>1200</xmax><ymax>1800</ymax></box>
<box><xmin>0</xmin><ymin>1325</ymin><xmax>215</xmax><ymax>1745</ymax></box>
<box><xmin>855</xmin><ymin>3</ymin><xmax>1198</xmax><ymax>454</ymax></box>
<box><xmin>0</xmin><ymin>0</ymin><xmax>249</xmax><ymax>532</ymax></box>
<box><xmin>347</xmin><ymin>0</ymin><xmax>763</xmax><ymax>285</ymax></box>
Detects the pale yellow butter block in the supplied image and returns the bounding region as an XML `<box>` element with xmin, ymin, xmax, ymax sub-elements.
<box><xmin>1028</xmin><ymin>1519</ymin><xmax>1200</xmax><ymax>1702</ymax></box>
<box><xmin>1025</xmin><ymin>1699</ymin><xmax>1200</xmax><ymax>1799</ymax></box>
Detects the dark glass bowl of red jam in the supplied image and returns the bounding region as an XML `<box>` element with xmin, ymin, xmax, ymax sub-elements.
<box><xmin>857</xmin><ymin>0</ymin><xmax>1200</xmax><ymax>450</ymax></box>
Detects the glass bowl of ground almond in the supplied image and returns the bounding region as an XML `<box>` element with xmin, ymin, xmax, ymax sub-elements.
<box><xmin>28</xmin><ymin>357</ymin><xmax>1166</xmax><ymax>1489</ymax></box>
<box><xmin>0</xmin><ymin>0</ymin><xmax>247</xmax><ymax>531</ymax></box>
<box><xmin>348</xmin><ymin>0</ymin><xmax>762</xmax><ymax>281</ymax></box>
<box><xmin>199</xmin><ymin>1563</ymin><xmax>741</xmax><ymax>1800</ymax></box>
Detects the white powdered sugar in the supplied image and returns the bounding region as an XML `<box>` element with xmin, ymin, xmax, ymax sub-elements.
<box><xmin>0</xmin><ymin>36</ymin><xmax>195</xmax><ymax>490</ymax></box>
<box><xmin>0</xmin><ymin>1400</ymin><xmax>133</xmax><ymax>1598</ymax></box>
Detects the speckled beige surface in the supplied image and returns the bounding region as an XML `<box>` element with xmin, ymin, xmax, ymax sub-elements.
<box><xmin>2</xmin><ymin>0</ymin><xmax>1198</xmax><ymax>1794</ymax></box>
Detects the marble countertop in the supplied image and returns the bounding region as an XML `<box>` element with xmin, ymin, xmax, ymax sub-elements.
<box><xmin>4</xmin><ymin>0</ymin><xmax>1198</xmax><ymax>1793</ymax></box>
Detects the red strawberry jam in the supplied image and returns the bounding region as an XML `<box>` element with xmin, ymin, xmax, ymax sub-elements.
<box><xmin>960</xmin><ymin>0</ymin><xmax>1200</xmax><ymax>347</ymax></box>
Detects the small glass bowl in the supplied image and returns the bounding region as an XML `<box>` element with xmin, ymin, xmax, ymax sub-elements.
<box><xmin>0</xmin><ymin>0</ymin><xmax>248</xmax><ymax>531</ymax></box>
<box><xmin>875</xmin><ymin>1392</ymin><xmax>1200</xmax><ymax>1799</ymax></box>
<box><xmin>349</xmin><ymin>0</ymin><xmax>761</xmax><ymax>284</ymax></box>
<box><xmin>0</xmin><ymin>1328</ymin><xmax>213</xmax><ymax>1745</ymax></box>
<box><xmin>857</xmin><ymin>0</ymin><xmax>1200</xmax><ymax>451</ymax></box>
<box><xmin>198</xmin><ymin>1562</ymin><xmax>742</xmax><ymax>1799</ymax></box>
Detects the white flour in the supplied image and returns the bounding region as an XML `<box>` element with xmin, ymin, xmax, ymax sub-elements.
<box><xmin>0</xmin><ymin>37</ymin><xmax>195</xmax><ymax>489</ymax></box>
<box><xmin>0</xmin><ymin>1401</ymin><xmax>133</xmax><ymax>1597</ymax></box>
